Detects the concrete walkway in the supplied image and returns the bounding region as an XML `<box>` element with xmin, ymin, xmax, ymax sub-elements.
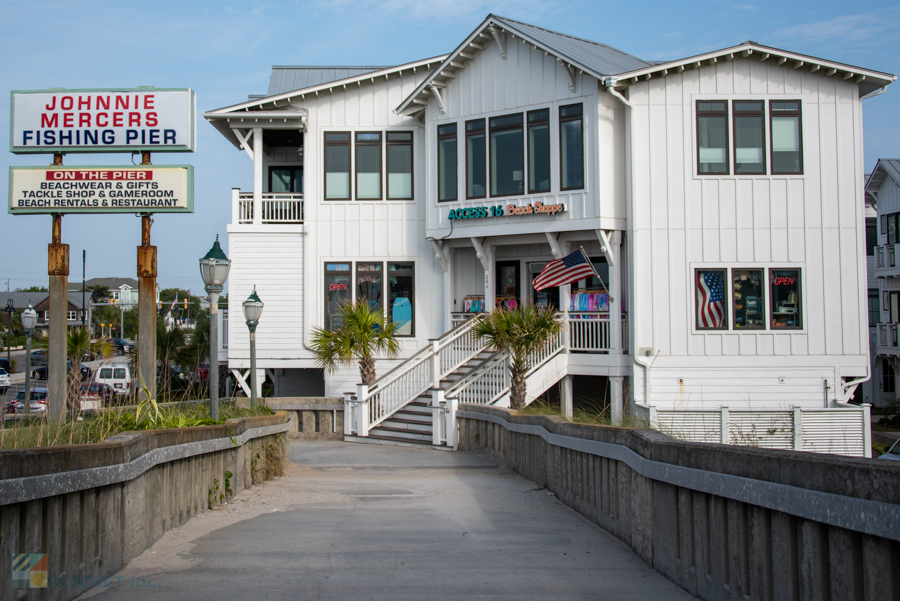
<box><xmin>80</xmin><ymin>441</ymin><xmax>694</xmax><ymax>600</ymax></box>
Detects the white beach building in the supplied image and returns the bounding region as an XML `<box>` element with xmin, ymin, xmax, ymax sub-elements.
<box><xmin>205</xmin><ymin>15</ymin><xmax>895</xmax><ymax>456</ymax></box>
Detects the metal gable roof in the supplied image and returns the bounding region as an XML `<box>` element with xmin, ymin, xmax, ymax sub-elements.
<box><xmin>267</xmin><ymin>66</ymin><xmax>389</xmax><ymax>96</ymax></box>
<box><xmin>396</xmin><ymin>14</ymin><xmax>652</xmax><ymax>116</ymax></box>
<box><xmin>493</xmin><ymin>16</ymin><xmax>651</xmax><ymax>76</ymax></box>
<box><xmin>866</xmin><ymin>159</ymin><xmax>900</xmax><ymax>196</ymax></box>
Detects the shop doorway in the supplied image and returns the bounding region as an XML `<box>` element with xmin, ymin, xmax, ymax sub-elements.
<box><xmin>529</xmin><ymin>262</ymin><xmax>560</xmax><ymax>309</ymax></box>
<box><xmin>496</xmin><ymin>261</ymin><xmax>520</xmax><ymax>309</ymax></box>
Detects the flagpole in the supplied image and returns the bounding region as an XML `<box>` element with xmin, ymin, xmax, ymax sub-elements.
<box><xmin>578</xmin><ymin>246</ymin><xmax>612</xmax><ymax>302</ymax></box>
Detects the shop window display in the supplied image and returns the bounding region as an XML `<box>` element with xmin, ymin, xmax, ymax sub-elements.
<box><xmin>389</xmin><ymin>263</ymin><xmax>415</xmax><ymax>336</ymax></box>
<box><xmin>732</xmin><ymin>269</ymin><xmax>765</xmax><ymax>329</ymax></box>
<box><xmin>325</xmin><ymin>263</ymin><xmax>351</xmax><ymax>331</ymax></box>
<box><xmin>770</xmin><ymin>269</ymin><xmax>802</xmax><ymax>329</ymax></box>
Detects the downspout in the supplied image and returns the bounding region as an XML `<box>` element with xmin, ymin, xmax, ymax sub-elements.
<box><xmin>604</xmin><ymin>76</ymin><xmax>653</xmax><ymax>407</ymax></box>
<box><xmin>860</xmin><ymin>86</ymin><xmax>887</xmax><ymax>101</ymax></box>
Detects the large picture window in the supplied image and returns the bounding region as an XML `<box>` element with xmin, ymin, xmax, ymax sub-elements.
<box><xmin>438</xmin><ymin>124</ymin><xmax>457</xmax><ymax>202</ymax></box>
<box><xmin>770</xmin><ymin>101</ymin><xmax>802</xmax><ymax>174</ymax></box>
<box><xmin>356</xmin><ymin>132</ymin><xmax>382</xmax><ymax>200</ymax></box>
<box><xmin>386</xmin><ymin>132</ymin><xmax>413</xmax><ymax>200</ymax></box>
<box><xmin>324</xmin><ymin>133</ymin><xmax>351</xmax><ymax>200</ymax></box>
<box><xmin>770</xmin><ymin>269</ymin><xmax>802</xmax><ymax>329</ymax></box>
<box><xmin>490</xmin><ymin>113</ymin><xmax>524</xmax><ymax>197</ymax></box>
<box><xmin>732</xmin><ymin>101</ymin><xmax>765</xmax><ymax>174</ymax></box>
<box><xmin>528</xmin><ymin>109</ymin><xmax>551</xmax><ymax>193</ymax></box>
<box><xmin>732</xmin><ymin>269</ymin><xmax>765</xmax><ymax>329</ymax></box>
<box><xmin>697</xmin><ymin>101</ymin><xmax>729</xmax><ymax>174</ymax></box>
<box><xmin>269</xmin><ymin>167</ymin><xmax>303</xmax><ymax>194</ymax></box>
<box><xmin>324</xmin><ymin>263</ymin><xmax>351</xmax><ymax>331</ymax></box>
<box><xmin>466</xmin><ymin>119</ymin><xmax>486</xmax><ymax>199</ymax></box>
<box><xmin>695</xmin><ymin>269</ymin><xmax>727</xmax><ymax>330</ymax></box>
<box><xmin>388</xmin><ymin>263</ymin><xmax>415</xmax><ymax>336</ymax></box>
<box><xmin>560</xmin><ymin>104</ymin><xmax>584</xmax><ymax>190</ymax></box>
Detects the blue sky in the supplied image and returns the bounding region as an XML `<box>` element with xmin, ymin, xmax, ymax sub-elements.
<box><xmin>1</xmin><ymin>0</ymin><xmax>898</xmax><ymax>294</ymax></box>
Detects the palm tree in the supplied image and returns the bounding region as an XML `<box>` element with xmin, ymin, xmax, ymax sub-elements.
<box><xmin>472</xmin><ymin>305</ymin><xmax>563</xmax><ymax>411</ymax></box>
<box><xmin>309</xmin><ymin>301</ymin><xmax>402</xmax><ymax>385</ymax></box>
<box><xmin>65</xmin><ymin>328</ymin><xmax>113</xmax><ymax>410</ymax></box>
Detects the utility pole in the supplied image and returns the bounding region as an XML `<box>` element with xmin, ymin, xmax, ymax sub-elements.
<box><xmin>48</xmin><ymin>152</ymin><xmax>69</xmax><ymax>422</ymax></box>
<box><xmin>82</xmin><ymin>250</ymin><xmax>86</xmax><ymax>330</ymax></box>
<box><xmin>137</xmin><ymin>151</ymin><xmax>157</xmax><ymax>402</ymax></box>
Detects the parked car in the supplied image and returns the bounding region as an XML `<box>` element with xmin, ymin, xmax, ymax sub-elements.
<box><xmin>878</xmin><ymin>439</ymin><xmax>900</xmax><ymax>461</ymax></box>
<box><xmin>95</xmin><ymin>364</ymin><xmax>134</xmax><ymax>396</ymax></box>
<box><xmin>31</xmin><ymin>362</ymin><xmax>92</xmax><ymax>381</ymax></box>
<box><xmin>0</xmin><ymin>369</ymin><xmax>10</xmax><ymax>394</ymax></box>
<box><xmin>6</xmin><ymin>389</ymin><xmax>48</xmax><ymax>414</ymax></box>
<box><xmin>0</xmin><ymin>358</ymin><xmax>12</xmax><ymax>373</ymax></box>
<box><xmin>30</xmin><ymin>349</ymin><xmax>47</xmax><ymax>367</ymax></box>
<box><xmin>111</xmin><ymin>339</ymin><xmax>133</xmax><ymax>356</ymax></box>
<box><xmin>80</xmin><ymin>382</ymin><xmax>115</xmax><ymax>410</ymax></box>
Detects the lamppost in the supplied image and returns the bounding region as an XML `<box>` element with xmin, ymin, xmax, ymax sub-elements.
<box><xmin>21</xmin><ymin>305</ymin><xmax>36</xmax><ymax>416</ymax></box>
<box><xmin>3</xmin><ymin>300</ymin><xmax>14</xmax><ymax>375</ymax></box>
<box><xmin>242</xmin><ymin>287</ymin><xmax>264</xmax><ymax>409</ymax></box>
<box><xmin>199</xmin><ymin>236</ymin><xmax>231</xmax><ymax>421</ymax></box>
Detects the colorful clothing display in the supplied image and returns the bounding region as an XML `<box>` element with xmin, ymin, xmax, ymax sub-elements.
<box><xmin>463</xmin><ymin>296</ymin><xmax>484</xmax><ymax>313</ymax></box>
<box><xmin>569</xmin><ymin>291</ymin><xmax>608</xmax><ymax>312</ymax></box>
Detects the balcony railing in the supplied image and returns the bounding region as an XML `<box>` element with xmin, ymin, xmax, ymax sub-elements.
<box><xmin>878</xmin><ymin>323</ymin><xmax>900</xmax><ymax>348</ymax></box>
<box><xmin>236</xmin><ymin>192</ymin><xmax>304</xmax><ymax>224</ymax></box>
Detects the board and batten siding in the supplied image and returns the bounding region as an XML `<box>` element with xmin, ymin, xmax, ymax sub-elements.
<box><xmin>626</xmin><ymin>59</ymin><xmax>869</xmax><ymax>408</ymax></box>
<box><xmin>423</xmin><ymin>38</ymin><xmax>626</xmax><ymax>238</ymax></box>
<box><xmin>227</xmin><ymin>231</ymin><xmax>304</xmax><ymax>365</ymax></box>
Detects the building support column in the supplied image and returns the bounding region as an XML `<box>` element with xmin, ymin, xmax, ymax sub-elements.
<box><xmin>48</xmin><ymin>210</ymin><xmax>68</xmax><ymax>423</ymax></box>
<box><xmin>252</xmin><ymin>127</ymin><xmax>263</xmax><ymax>224</ymax></box>
<box><xmin>471</xmin><ymin>237</ymin><xmax>494</xmax><ymax>311</ymax></box>
<box><xmin>610</xmin><ymin>375</ymin><xmax>624</xmax><ymax>425</ymax></box>
<box><xmin>431</xmin><ymin>240</ymin><xmax>452</xmax><ymax>333</ymax></box>
<box><xmin>560</xmin><ymin>375</ymin><xmax>573</xmax><ymax>421</ymax></box>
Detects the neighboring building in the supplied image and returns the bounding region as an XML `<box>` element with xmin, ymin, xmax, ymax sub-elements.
<box><xmin>205</xmin><ymin>15</ymin><xmax>895</xmax><ymax>455</ymax></box>
<box><xmin>69</xmin><ymin>277</ymin><xmax>161</xmax><ymax>306</ymax></box>
<box><xmin>0</xmin><ymin>292</ymin><xmax>92</xmax><ymax>333</ymax></box>
<box><xmin>869</xmin><ymin>160</ymin><xmax>900</xmax><ymax>407</ymax></box>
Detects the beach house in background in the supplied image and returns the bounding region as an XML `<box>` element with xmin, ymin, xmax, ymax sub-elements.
<box><xmin>68</xmin><ymin>278</ymin><xmax>162</xmax><ymax>306</ymax></box>
<box><xmin>205</xmin><ymin>14</ymin><xmax>895</xmax><ymax>456</ymax></box>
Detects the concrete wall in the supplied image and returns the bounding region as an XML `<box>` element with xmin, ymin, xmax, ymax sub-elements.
<box><xmin>457</xmin><ymin>404</ymin><xmax>900</xmax><ymax>601</ymax></box>
<box><xmin>267</xmin><ymin>397</ymin><xmax>344</xmax><ymax>440</ymax></box>
<box><xmin>0</xmin><ymin>412</ymin><xmax>290</xmax><ymax>601</ymax></box>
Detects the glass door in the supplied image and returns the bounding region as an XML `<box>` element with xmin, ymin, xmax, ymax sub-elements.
<box><xmin>269</xmin><ymin>167</ymin><xmax>303</xmax><ymax>194</ymax></box>
<box><xmin>496</xmin><ymin>261</ymin><xmax>520</xmax><ymax>309</ymax></box>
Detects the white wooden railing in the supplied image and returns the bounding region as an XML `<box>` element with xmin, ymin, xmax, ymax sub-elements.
<box><xmin>569</xmin><ymin>312</ymin><xmax>611</xmax><ymax>352</ymax></box>
<box><xmin>350</xmin><ymin>319</ymin><xmax>487</xmax><ymax>434</ymax></box>
<box><xmin>635</xmin><ymin>403</ymin><xmax>871</xmax><ymax>458</ymax></box>
<box><xmin>237</xmin><ymin>193</ymin><xmax>304</xmax><ymax>224</ymax></box>
<box><xmin>445</xmin><ymin>329</ymin><xmax>565</xmax><ymax>406</ymax></box>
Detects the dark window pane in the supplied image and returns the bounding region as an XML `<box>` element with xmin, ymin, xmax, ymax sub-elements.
<box><xmin>325</xmin><ymin>132</ymin><xmax>350</xmax><ymax>142</ymax></box>
<box><xmin>529</xmin><ymin>122</ymin><xmax>550</xmax><ymax>193</ymax></box>
<box><xmin>732</xmin><ymin>269</ymin><xmax>765</xmax><ymax>329</ymax></box>
<box><xmin>467</xmin><ymin>119</ymin><xmax>485</xmax><ymax>132</ymax></box>
<box><xmin>490</xmin><ymin>114</ymin><xmax>523</xmax><ymax>128</ymax></box>
<box><xmin>884</xmin><ymin>363</ymin><xmax>895</xmax><ymax>394</ymax></box>
<box><xmin>438</xmin><ymin>135</ymin><xmax>457</xmax><ymax>201</ymax></box>
<box><xmin>325</xmin><ymin>271</ymin><xmax>351</xmax><ymax>332</ymax></box>
<box><xmin>771</xmin><ymin>115</ymin><xmax>801</xmax><ymax>173</ymax></box>
<box><xmin>325</xmin><ymin>145</ymin><xmax>350</xmax><ymax>199</ymax></box>
<box><xmin>698</xmin><ymin>102</ymin><xmax>726</xmax><ymax>112</ymax></box>
<box><xmin>357</xmin><ymin>263</ymin><xmax>383</xmax><ymax>310</ymax></box>
<box><xmin>438</xmin><ymin>124</ymin><xmax>456</xmax><ymax>136</ymax></box>
<box><xmin>561</xmin><ymin>119</ymin><xmax>583</xmax><ymax>189</ymax></box>
<box><xmin>867</xmin><ymin>218</ymin><xmax>877</xmax><ymax>256</ymax></box>
<box><xmin>387</xmin><ymin>144</ymin><xmax>412</xmax><ymax>199</ymax></box>
<box><xmin>734</xmin><ymin>116</ymin><xmax>764</xmax><ymax>173</ymax></box>
<box><xmin>734</xmin><ymin>101</ymin><xmax>763</xmax><ymax>112</ymax></box>
<box><xmin>698</xmin><ymin>115</ymin><xmax>728</xmax><ymax>173</ymax></box>
<box><xmin>560</xmin><ymin>105</ymin><xmax>583</xmax><ymax>117</ymax></box>
<box><xmin>467</xmin><ymin>132</ymin><xmax>486</xmax><ymax>198</ymax></box>
<box><xmin>869</xmin><ymin>289</ymin><xmax>881</xmax><ymax>326</ymax></box>
<box><xmin>771</xmin><ymin>102</ymin><xmax>800</xmax><ymax>112</ymax></box>
<box><xmin>770</xmin><ymin>269</ymin><xmax>802</xmax><ymax>329</ymax></box>
<box><xmin>356</xmin><ymin>132</ymin><xmax>381</xmax><ymax>142</ymax></box>
<box><xmin>529</xmin><ymin>109</ymin><xmax>549</xmax><ymax>122</ymax></box>
<box><xmin>387</xmin><ymin>132</ymin><xmax>413</xmax><ymax>142</ymax></box>
<box><xmin>490</xmin><ymin>126</ymin><xmax>524</xmax><ymax>196</ymax></box>
<box><xmin>357</xmin><ymin>145</ymin><xmax>381</xmax><ymax>199</ymax></box>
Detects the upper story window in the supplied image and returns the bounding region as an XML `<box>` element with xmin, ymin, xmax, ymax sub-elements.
<box><xmin>466</xmin><ymin>119</ymin><xmax>486</xmax><ymax>199</ymax></box>
<box><xmin>697</xmin><ymin>101</ymin><xmax>729</xmax><ymax>174</ymax></box>
<box><xmin>867</xmin><ymin>217</ymin><xmax>877</xmax><ymax>256</ymax></box>
<box><xmin>528</xmin><ymin>109</ymin><xmax>551</xmax><ymax>193</ymax></box>
<box><xmin>325</xmin><ymin>132</ymin><xmax>351</xmax><ymax>200</ymax></box>
<box><xmin>386</xmin><ymin>132</ymin><xmax>413</xmax><ymax>200</ymax></box>
<box><xmin>269</xmin><ymin>167</ymin><xmax>303</xmax><ymax>194</ymax></box>
<box><xmin>438</xmin><ymin>124</ymin><xmax>457</xmax><ymax>202</ymax></box>
<box><xmin>559</xmin><ymin>104</ymin><xmax>584</xmax><ymax>190</ymax></box>
<box><xmin>770</xmin><ymin>101</ymin><xmax>802</xmax><ymax>174</ymax></box>
<box><xmin>490</xmin><ymin>113</ymin><xmax>524</xmax><ymax>197</ymax></box>
<box><xmin>697</xmin><ymin>100</ymin><xmax>804</xmax><ymax>176</ymax></box>
<box><xmin>733</xmin><ymin>101</ymin><xmax>765</xmax><ymax>174</ymax></box>
<box><xmin>356</xmin><ymin>132</ymin><xmax>382</xmax><ymax>200</ymax></box>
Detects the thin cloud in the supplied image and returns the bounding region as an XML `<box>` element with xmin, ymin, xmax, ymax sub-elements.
<box><xmin>306</xmin><ymin>0</ymin><xmax>561</xmax><ymax>22</ymax></box>
<box><xmin>772</xmin><ymin>9</ymin><xmax>900</xmax><ymax>45</ymax></box>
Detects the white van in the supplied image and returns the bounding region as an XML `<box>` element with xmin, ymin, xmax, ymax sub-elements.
<box><xmin>95</xmin><ymin>364</ymin><xmax>133</xmax><ymax>397</ymax></box>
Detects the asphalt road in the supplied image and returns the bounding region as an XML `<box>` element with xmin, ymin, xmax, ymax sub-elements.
<box><xmin>78</xmin><ymin>440</ymin><xmax>696</xmax><ymax>601</ymax></box>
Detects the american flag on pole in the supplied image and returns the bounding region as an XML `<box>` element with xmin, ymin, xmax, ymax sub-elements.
<box><xmin>533</xmin><ymin>250</ymin><xmax>597</xmax><ymax>291</ymax></box>
<box><xmin>697</xmin><ymin>271</ymin><xmax>725</xmax><ymax>328</ymax></box>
